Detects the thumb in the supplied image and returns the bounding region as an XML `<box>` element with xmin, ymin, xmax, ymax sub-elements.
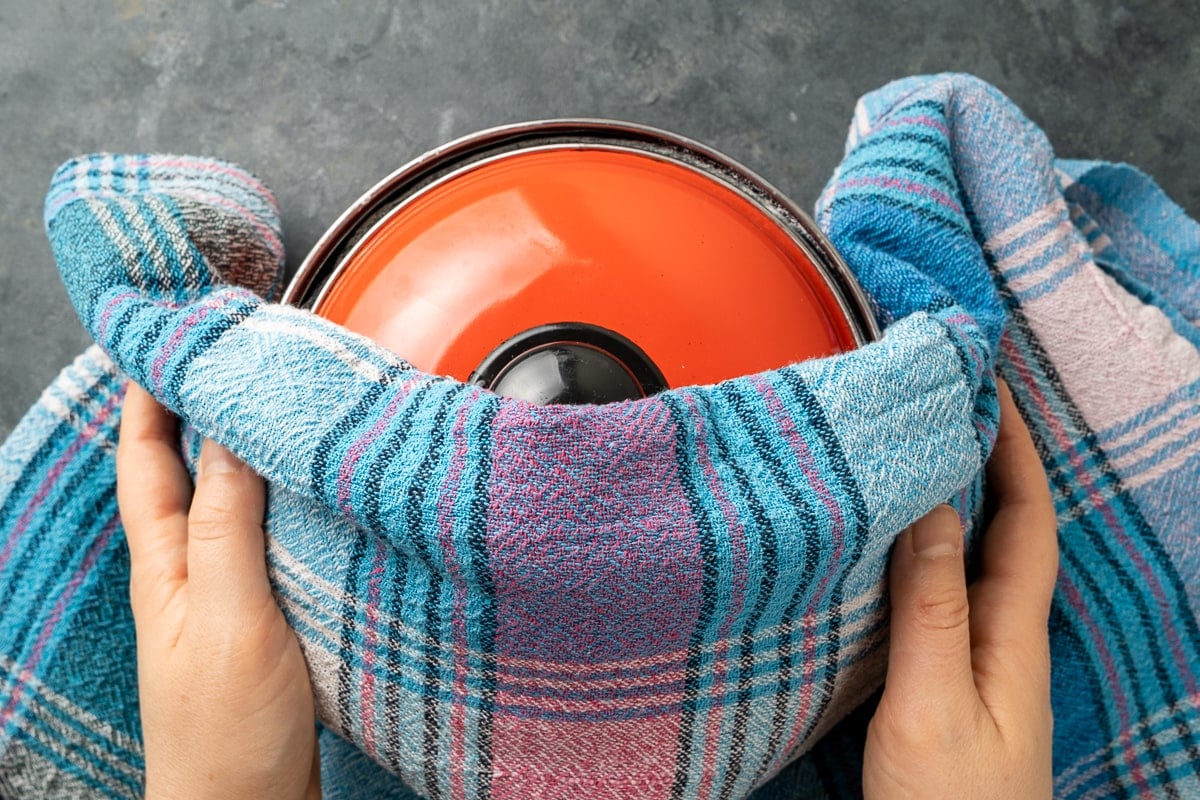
<box><xmin>186</xmin><ymin>439</ymin><xmax>271</xmax><ymax>618</ymax></box>
<box><xmin>884</xmin><ymin>504</ymin><xmax>979</xmax><ymax>717</ymax></box>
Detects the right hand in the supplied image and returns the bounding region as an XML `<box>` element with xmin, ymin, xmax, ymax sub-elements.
<box><xmin>863</xmin><ymin>380</ymin><xmax>1058</xmax><ymax>799</ymax></box>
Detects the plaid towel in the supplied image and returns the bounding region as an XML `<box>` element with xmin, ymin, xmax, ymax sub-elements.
<box><xmin>1</xmin><ymin>73</ymin><xmax>1197</xmax><ymax>799</ymax></box>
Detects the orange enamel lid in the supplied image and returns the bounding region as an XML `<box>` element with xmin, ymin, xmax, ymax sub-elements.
<box><xmin>286</xmin><ymin>121</ymin><xmax>877</xmax><ymax>401</ymax></box>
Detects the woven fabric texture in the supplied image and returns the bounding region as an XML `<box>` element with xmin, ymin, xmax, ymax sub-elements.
<box><xmin>1</xmin><ymin>73</ymin><xmax>1197</xmax><ymax>799</ymax></box>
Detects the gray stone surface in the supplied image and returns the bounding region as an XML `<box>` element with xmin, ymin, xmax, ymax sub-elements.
<box><xmin>2</xmin><ymin>0</ymin><xmax>1198</xmax><ymax>438</ymax></box>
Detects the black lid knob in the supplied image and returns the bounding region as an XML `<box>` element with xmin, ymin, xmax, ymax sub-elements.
<box><xmin>471</xmin><ymin>323</ymin><xmax>668</xmax><ymax>405</ymax></box>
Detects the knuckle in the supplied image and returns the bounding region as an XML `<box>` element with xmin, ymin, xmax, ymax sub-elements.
<box><xmin>913</xmin><ymin>587</ymin><xmax>970</xmax><ymax>631</ymax></box>
<box><xmin>193</xmin><ymin>469</ymin><xmax>249</xmax><ymax>498</ymax></box>
<box><xmin>187</xmin><ymin>507</ymin><xmax>243</xmax><ymax>541</ymax></box>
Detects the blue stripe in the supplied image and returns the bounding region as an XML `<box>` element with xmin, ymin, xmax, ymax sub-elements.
<box><xmin>661</xmin><ymin>391</ymin><xmax>722</xmax><ymax>800</ymax></box>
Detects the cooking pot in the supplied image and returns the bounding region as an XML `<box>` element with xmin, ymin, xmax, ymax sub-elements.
<box><xmin>284</xmin><ymin>120</ymin><xmax>878</xmax><ymax>402</ymax></box>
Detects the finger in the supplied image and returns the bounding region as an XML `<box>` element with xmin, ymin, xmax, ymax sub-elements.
<box><xmin>116</xmin><ymin>383</ymin><xmax>191</xmax><ymax>615</ymax></box>
<box><xmin>885</xmin><ymin>504</ymin><xmax>979</xmax><ymax>717</ymax></box>
<box><xmin>970</xmin><ymin>380</ymin><xmax>1059</xmax><ymax>657</ymax></box>
<box><xmin>185</xmin><ymin>438</ymin><xmax>270</xmax><ymax>618</ymax></box>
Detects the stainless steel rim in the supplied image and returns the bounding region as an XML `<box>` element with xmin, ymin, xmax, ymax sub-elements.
<box><xmin>284</xmin><ymin>119</ymin><xmax>881</xmax><ymax>349</ymax></box>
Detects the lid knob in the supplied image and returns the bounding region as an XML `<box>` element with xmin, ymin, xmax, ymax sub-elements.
<box><xmin>471</xmin><ymin>323</ymin><xmax>668</xmax><ymax>405</ymax></box>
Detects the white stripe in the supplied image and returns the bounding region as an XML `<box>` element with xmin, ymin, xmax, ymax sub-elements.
<box><xmin>1123</xmin><ymin>433</ymin><xmax>1200</xmax><ymax>491</ymax></box>
<box><xmin>993</xmin><ymin>218</ymin><xmax>1075</xmax><ymax>273</ymax></box>
<box><xmin>72</xmin><ymin>158</ymin><xmax>88</xmax><ymax>192</ymax></box>
<box><xmin>1054</xmin><ymin>691</ymin><xmax>1200</xmax><ymax>796</ymax></box>
<box><xmin>2</xmin><ymin>710</ymin><xmax>139</xmax><ymax>798</ymax></box>
<box><xmin>145</xmin><ymin>194</ymin><xmax>203</xmax><ymax>289</ymax></box>
<box><xmin>1077</xmin><ymin>736</ymin><xmax>1200</xmax><ymax>800</ymax></box>
<box><xmin>98</xmin><ymin>154</ymin><xmax>115</xmax><ymax>194</ymax></box>
<box><xmin>276</xmin><ymin>556</ymin><xmax>884</xmax><ymax>698</ymax></box>
<box><xmin>242</xmin><ymin>310</ymin><xmax>406</xmax><ymax>383</ymax></box>
<box><xmin>984</xmin><ymin>197</ymin><xmax>1064</xmax><ymax>254</ymax></box>
<box><xmin>854</xmin><ymin>99</ymin><xmax>871</xmax><ymax>140</ymax></box>
<box><xmin>1051</xmin><ymin>424</ymin><xmax>1199</xmax><ymax>522</ymax></box>
<box><xmin>1108</xmin><ymin>404</ymin><xmax>1200</xmax><ymax>472</ymax></box>
<box><xmin>0</xmin><ymin>655</ymin><xmax>143</xmax><ymax>757</ymax></box>
<box><xmin>8</xmin><ymin>683</ymin><xmax>144</xmax><ymax>783</ymax></box>
<box><xmin>37</xmin><ymin>395</ymin><xmax>118</xmax><ymax>454</ymax></box>
<box><xmin>35</xmin><ymin>359</ymin><xmax>122</xmax><ymax>450</ymax></box>
<box><xmin>1056</xmin><ymin>482</ymin><xmax>1124</xmax><ymax>526</ymax></box>
<box><xmin>54</xmin><ymin>356</ymin><xmax>116</xmax><ymax>409</ymax></box>
<box><xmin>39</xmin><ymin>364</ymin><xmax>101</xmax><ymax>411</ymax></box>
<box><xmin>1005</xmin><ymin>239</ymin><xmax>1090</xmax><ymax>296</ymax></box>
<box><xmin>267</xmin><ymin>535</ymin><xmax>885</xmax><ymax>678</ymax></box>
<box><xmin>1089</xmin><ymin>232</ymin><xmax>1114</xmax><ymax>254</ymax></box>
<box><xmin>289</xmin><ymin>593</ymin><xmax>885</xmax><ymax>714</ymax></box>
<box><xmin>86</xmin><ymin>198</ymin><xmax>146</xmax><ymax>291</ymax></box>
<box><xmin>70</xmin><ymin>345</ymin><xmax>117</xmax><ymax>383</ymax></box>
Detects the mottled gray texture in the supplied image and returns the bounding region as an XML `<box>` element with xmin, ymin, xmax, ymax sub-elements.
<box><xmin>2</xmin><ymin>0</ymin><xmax>1198</xmax><ymax>438</ymax></box>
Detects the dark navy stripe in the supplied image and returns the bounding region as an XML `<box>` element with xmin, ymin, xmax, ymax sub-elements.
<box><xmin>420</xmin><ymin>578</ymin><xmax>444</xmax><ymax>799</ymax></box>
<box><xmin>1047</xmin><ymin>600</ymin><xmax>1123</xmax><ymax>797</ymax></box>
<box><xmin>846</xmin><ymin>128</ymin><xmax>952</xmax><ymax>161</ymax></box>
<box><xmin>1003</xmin><ymin>317</ymin><xmax>1184</xmax><ymax>787</ymax></box>
<box><xmin>136</xmin><ymin>156</ymin><xmax>150</xmax><ymax>193</ymax></box>
<box><xmin>467</xmin><ymin>397</ymin><xmax>499</xmax><ymax>800</ymax></box>
<box><xmin>4</xmin><ymin>725</ymin><xmax>135</xmax><ymax>800</ymax></box>
<box><xmin>776</xmin><ymin>370</ymin><xmax>871</xmax><ymax>537</ymax></box>
<box><xmin>929</xmin><ymin>315</ymin><xmax>993</xmax><ymax>463</ymax></box>
<box><xmin>894</xmin><ymin>98</ymin><xmax>946</xmax><ymax>115</ymax></box>
<box><xmin>308</xmin><ymin>362</ymin><xmax>406</xmax><ymax>509</ymax></box>
<box><xmin>133</xmin><ymin>311</ymin><xmax>176</xmax><ymax>369</ymax></box>
<box><xmin>776</xmin><ymin>368</ymin><xmax>872</xmax><ymax>754</ymax></box>
<box><xmin>322</xmin><ymin>372</ymin><xmax>417</xmax><ymax>743</ymax></box>
<box><xmin>0</xmin><ymin>407</ymin><xmax>118</xmax><ymax>618</ymax></box>
<box><xmin>823</xmin><ymin>192</ymin><xmax>968</xmax><ymax>239</ymax></box>
<box><xmin>161</xmin><ymin>295</ymin><xmax>258</xmax><ymax>408</ymax></box>
<box><xmin>1057</xmin><ymin>539</ymin><xmax>1173</xmax><ymax>797</ymax></box>
<box><xmin>700</xmin><ymin>389</ymin><xmax>779</xmax><ymax>800</ymax></box>
<box><xmin>403</xmin><ymin>388</ymin><xmax>459</xmax><ymax>800</ymax></box>
<box><xmin>324</xmin><ymin>373</ymin><xmax>434</xmax><ymax>779</ymax></box>
<box><xmin>401</xmin><ymin>387</ymin><xmax>459</xmax><ymax>564</ymax></box>
<box><xmin>716</xmin><ymin>381</ymin><xmax>821</xmax><ymax>787</ymax></box>
<box><xmin>111</xmin><ymin>154</ymin><xmax>127</xmax><ymax>195</ymax></box>
<box><xmin>363</xmin><ymin>381</ymin><xmax>437</xmax><ymax>533</ymax></box>
<box><xmin>131</xmin><ymin>199</ymin><xmax>195</xmax><ymax>302</ymax></box>
<box><xmin>838</xmin><ymin>155</ymin><xmax>957</xmax><ymax>189</ymax></box>
<box><xmin>332</xmin><ymin>522</ymin><xmax>372</xmax><ymax>738</ymax></box>
<box><xmin>0</xmin><ymin>450</ymin><xmax>117</xmax><ymax>678</ymax></box>
<box><xmin>101</xmin><ymin>301</ymin><xmax>141</xmax><ymax>364</ymax></box>
<box><xmin>6</xmin><ymin>499</ymin><xmax>147</xmax><ymax>797</ymax></box>
<box><xmin>160</xmin><ymin>195</ymin><xmax>215</xmax><ymax>296</ymax></box>
<box><xmin>1004</xmin><ymin>300</ymin><xmax>1200</xmax><ymax>728</ymax></box>
<box><xmin>663</xmin><ymin>392</ymin><xmax>723</xmax><ymax>800</ymax></box>
<box><xmin>101</xmin><ymin>198</ymin><xmax>158</xmax><ymax>296</ymax></box>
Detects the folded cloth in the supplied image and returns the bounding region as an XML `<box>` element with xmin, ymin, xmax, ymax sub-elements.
<box><xmin>1</xmin><ymin>73</ymin><xmax>1197</xmax><ymax>799</ymax></box>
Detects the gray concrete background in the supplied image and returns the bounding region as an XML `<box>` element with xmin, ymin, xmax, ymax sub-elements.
<box><xmin>2</xmin><ymin>0</ymin><xmax>1198</xmax><ymax>439</ymax></box>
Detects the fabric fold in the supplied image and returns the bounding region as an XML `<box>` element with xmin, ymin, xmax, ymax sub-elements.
<box><xmin>2</xmin><ymin>73</ymin><xmax>1198</xmax><ymax>799</ymax></box>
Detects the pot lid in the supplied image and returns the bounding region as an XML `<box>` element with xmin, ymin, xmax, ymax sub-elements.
<box><xmin>288</xmin><ymin>121</ymin><xmax>877</xmax><ymax>398</ymax></box>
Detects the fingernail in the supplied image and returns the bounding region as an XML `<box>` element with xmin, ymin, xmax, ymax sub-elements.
<box><xmin>910</xmin><ymin>504</ymin><xmax>963</xmax><ymax>559</ymax></box>
<box><xmin>199</xmin><ymin>441</ymin><xmax>243</xmax><ymax>476</ymax></box>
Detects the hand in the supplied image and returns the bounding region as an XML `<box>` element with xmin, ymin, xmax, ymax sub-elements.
<box><xmin>117</xmin><ymin>383</ymin><xmax>321</xmax><ymax>800</ymax></box>
<box><xmin>863</xmin><ymin>380</ymin><xmax>1058</xmax><ymax>799</ymax></box>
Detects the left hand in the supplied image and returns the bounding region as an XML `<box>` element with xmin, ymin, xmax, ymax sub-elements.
<box><xmin>117</xmin><ymin>382</ymin><xmax>321</xmax><ymax>800</ymax></box>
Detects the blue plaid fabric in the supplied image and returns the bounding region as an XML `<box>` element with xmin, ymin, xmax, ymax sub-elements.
<box><xmin>1</xmin><ymin>74</ymin><xmax>1197</xmax><ymax>799</ymax></box>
